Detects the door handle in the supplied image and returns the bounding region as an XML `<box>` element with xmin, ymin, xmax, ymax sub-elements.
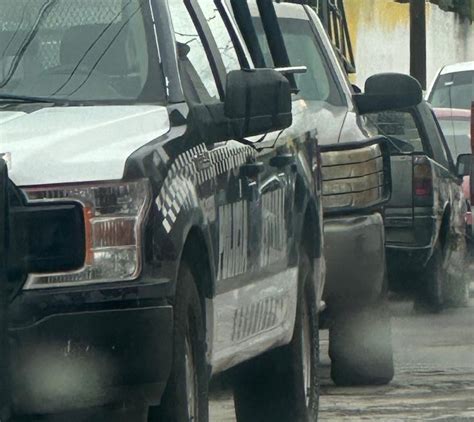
<box><xmin>270</xmin><ymin>154</ymin><xmax>295</xmax><ymax>169</ymax></box>
<box><xmin>240</xmin><ymin>162</ymin><xmax>265</xmax><ymax>178</ymax></box>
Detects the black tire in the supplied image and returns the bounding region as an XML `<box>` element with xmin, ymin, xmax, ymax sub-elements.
<box><xmin>233</xmin><ymin>251</ymin><xmax>320</xmax><ymax>422</ymax></box>
<box><xmin>148</xmin><ymin>262</ymin><xmax>208</xmax><ymax>422</ymax></box>
<box><xmin>442</xmin><ymin>236</ymin><xmax>469</xmax><ymax>308</ymax></box>
<box><xmin>329</xmin><ymin>303</ymin><xmax>394</xmax><ymax>386</ymax></box>
<box><xmin>418</xmin><ymin>238</ymin><xmax>469</xmax><ymax>312</ymax></box>
<box><xmin>417</xmin><ymin>244</ymin><xmax>446</xmax><ymax>312</ymax></box>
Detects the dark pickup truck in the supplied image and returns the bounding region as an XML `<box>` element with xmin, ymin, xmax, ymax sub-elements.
<box><xmin>367</xmin><ymin>102</ymin><xmax>472</xmax><ymax>309</ymax></box>
<box><xmin>0</xmin><ymin>1</ymin><xmax>323</xmax><ymax>420</ymax></box>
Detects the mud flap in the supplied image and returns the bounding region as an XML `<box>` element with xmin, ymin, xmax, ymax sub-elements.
<box><xmin>0</xmin><ymin>159</ymin><xmax>11</xmax><ymax>421</ymax></box>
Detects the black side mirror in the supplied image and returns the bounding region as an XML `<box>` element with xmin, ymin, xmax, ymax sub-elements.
<box><xmin>456</xmin><ymin>154</ymin><xmax>473</xmax><ymax>178</ymax></box>
<box><xmin>354</xmin><ymin>73</ymin><xmax>423</xmax><ymax>115</ymax></box>
<box><xmin>225</xmin><ymin>68</ymin><xmax>292</xmax><ymax>139</ymax></box>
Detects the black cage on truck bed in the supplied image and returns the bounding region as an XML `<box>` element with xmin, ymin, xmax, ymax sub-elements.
<box><xmin>285</xmin><ymin>0</ymin><xmax>356</xmax><ymax>74</ymax></box>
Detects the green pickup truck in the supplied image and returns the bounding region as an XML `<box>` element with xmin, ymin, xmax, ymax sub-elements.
<box><xmin>368</xmin><ymin>102</ymin><xmax>472</xmax><ymax>310</ymax></box>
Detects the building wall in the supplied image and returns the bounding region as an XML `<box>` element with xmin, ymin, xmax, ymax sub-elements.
<box><xmin>344</xmin><ymin>0</ymin><xmax>474</xmax><ymax>90</ymax></box>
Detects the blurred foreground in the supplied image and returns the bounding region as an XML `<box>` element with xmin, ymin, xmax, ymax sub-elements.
<box><xmin>210</xmin><ymin>267</ymin><xmax>474</xmax><ymax>421</ymax></box>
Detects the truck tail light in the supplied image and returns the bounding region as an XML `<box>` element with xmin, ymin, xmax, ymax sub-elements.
<box><xmin>22</xmin><ymin>180</ymin><xmax>151</xmax><ymax>290</ymax></box>
<box><xmin>413</xmin><ymin>156</ymin><xmax>433</xmax><ymax>205</ymax></box>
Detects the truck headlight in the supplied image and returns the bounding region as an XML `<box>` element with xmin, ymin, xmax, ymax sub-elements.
<box><xmin>23</xmin><ymin>179</ymin><xmax>151</xmax><ymax>290</ymax></box>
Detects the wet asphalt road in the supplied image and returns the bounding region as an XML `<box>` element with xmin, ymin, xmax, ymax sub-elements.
<box><xmin>210</xmin><ymin>279</ymin><xmax>474</xmax><ymax>421</ymax></box>
<box><xmin>11</xmin><ymin>276</ymin><xmax>474</xmax><ymax>422</ymax></box>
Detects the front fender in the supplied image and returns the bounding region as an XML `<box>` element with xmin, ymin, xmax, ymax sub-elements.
<box><xmin>152</xmin><ymin>175</ymin><xmax>216</xmax><ymax>298</ymax></box>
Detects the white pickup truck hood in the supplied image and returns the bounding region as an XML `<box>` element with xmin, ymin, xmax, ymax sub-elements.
<box><xmin>0</xmin><ymin>105</ymin><xmax>170</xmax><ymax>186</ymax></box>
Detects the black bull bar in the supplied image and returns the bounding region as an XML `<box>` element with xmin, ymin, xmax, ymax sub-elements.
<box><xmin>0</xmin><ymin>158</ymin><xmax>11</xmax><ymax>421</ymax></box>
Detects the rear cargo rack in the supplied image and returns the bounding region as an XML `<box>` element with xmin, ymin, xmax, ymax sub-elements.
<box><xmin>286</xmin><ymin>0</ymin><xmax>356</xmax><ymax>74</ymax></box>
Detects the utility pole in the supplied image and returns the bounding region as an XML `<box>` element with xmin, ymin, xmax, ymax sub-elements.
<box><xmin>410</xmin><ymin>0</ymin><xmax>427</xmax><ymax>89</ymax></box>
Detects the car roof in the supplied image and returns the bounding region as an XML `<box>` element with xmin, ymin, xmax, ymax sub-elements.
<box><xmin>440</xmin><ymin>61</ymin><xmax>474</xmax><ymax>75</ymax></box>
<box><xmin>248</xmin><ymin>1</ymin><xmax>308</xmax><ymax>20</ymax></box>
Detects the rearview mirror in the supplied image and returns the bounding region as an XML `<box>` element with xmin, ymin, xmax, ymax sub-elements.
<box><xmin>320</xmin><ymin>137</ymin><xmax>392</xmax><ymax>215</ymax></box>
<box><xmin>354</xmin><ymin>73</ymin><xmax>423</xmax><ymax>115</ymax></box>
<box><xmin>225</xmin><ymin>68</ymin><xmax>292</xmax><ymax>139</ymax></box>
<box><xmin>456</xmin><ymin>154</ymin><xmax>473</xmax><ymax>178</ymax></box>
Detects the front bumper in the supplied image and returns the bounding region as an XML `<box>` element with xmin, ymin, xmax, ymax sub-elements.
<box><xmin>8</xmin><ymin>287</ymin><xmax>173</xmax><ymax>416</ymax></box>
<box><xmin>323</xmin><ymin>213</ymin><xmax>386</xmax><ymax>310</ymax></box>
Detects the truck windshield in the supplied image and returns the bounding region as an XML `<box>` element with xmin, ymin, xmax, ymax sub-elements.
<box><xmin>0</xmin><ymin>0</ymin><xmax>165</xmax><ymax>104</ymax></box>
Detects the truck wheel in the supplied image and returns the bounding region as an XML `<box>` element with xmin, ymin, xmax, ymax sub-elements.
<box><xmin>329</xmin><ymin>303</ymin><xmax>394</xmax><ymax>386</ymax></box>
<box><xmin>420</xmin><ymin>239</ymin><xmax>469</xmax><ymax>312</ymax></box>
<box><xmin>443</xmin><ymin>238</ymin><xmax>469</xmax><ymax>308</ymax></box>
<box><xmin>148</xmin><ymin>262</ymin><xmax>208</xmax><ymax>422</ymax></box>
<box><xmin>233</xmin><ymin>251</ymin><xmax>320</xmax><ymax>422</ymax></box>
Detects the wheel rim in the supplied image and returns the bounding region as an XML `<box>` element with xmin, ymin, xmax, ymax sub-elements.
<box><xmin>301</xmin><ymin>292</ymin><xmax>312</xmax><ymax>408</ymax></box>
<box><xmin>184</xmin><ymin>331</ymin><xmax>198</xmax><ymax>421</ymax></box>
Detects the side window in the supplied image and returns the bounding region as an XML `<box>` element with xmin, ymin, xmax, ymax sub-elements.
<box><xmin>197</xmin><ymin>0</ymin><xmax>241</xmax><ymax>73</ymax></box>
<box><xmin>169</xmin><ymin>2</ymin><xmax>219</xmax><ymax>103</ymax></box>
<box><xmin>417</xmin><ymin>104</ymin><xmax>451</xmax><ymax>169</ymax></box>
<box><xmin>428</xmin><ymin>110</ymin><xmax>452</xmax><ymax>170</ymax></box>
<box><xmin>250</xmin><ymin>11</ymin><xmax>275</xmax><ymax>68</ymax></box>
<box><xmin>274</xmin><ymin>18</ymin><xmax>344</xmax><ymax>105</ymax></box>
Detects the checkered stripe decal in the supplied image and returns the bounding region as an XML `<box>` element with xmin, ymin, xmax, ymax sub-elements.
<box><xmin>156</xmin><ymin>143</ymin><xmax>253</xmax><ymax>233</ymax></box>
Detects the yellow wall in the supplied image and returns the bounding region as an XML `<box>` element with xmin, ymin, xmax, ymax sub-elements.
<box><xmin>342</xmin><ymin>0</ymin><xmax>474</xmax><ymax>88</ymax></box>
<box><xmin>344</xmin><ymin>0</ymin><xmax>410</xmax><ymax>57</ymax></box>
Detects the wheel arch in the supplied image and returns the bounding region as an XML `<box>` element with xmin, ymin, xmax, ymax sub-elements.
<box><xmin>181</xmin><ymin>225</ymin><xmax>215</xmax><ymax>302</ymax></box>
<box><xmin>301</xmin><ymin>199</ymin><xmax>323</xmax><ymax>260</ymax></box>
<box><xmin>439</xmin><ymin>203</ymin><xmax>452</xmax><ymax>249</ymax></box>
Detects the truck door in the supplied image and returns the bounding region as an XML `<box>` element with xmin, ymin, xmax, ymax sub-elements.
<box><xmin>170</xmin><ymin>0</ymin><xmax>302</xmax><ymax>372</ymax></box>
<box><xmin>221</xmin><ymin>3</ymin><xmax>299</xmax><ymax>291</ymax></box>
<box><xmin>169</xmin><ymin>0</ymin><xmax>258</xmax><ymax>283</ymax></box>
<box><xmin>168</xmin><ymin>0</ymin><xmax>268</xmax><ymax>371</ymax></box>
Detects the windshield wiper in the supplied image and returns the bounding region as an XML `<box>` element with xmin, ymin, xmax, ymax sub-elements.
<box><xmin>0</xmin><ymin>94</ymin><xmax>68</xmax><ymax>105</ymax></box>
